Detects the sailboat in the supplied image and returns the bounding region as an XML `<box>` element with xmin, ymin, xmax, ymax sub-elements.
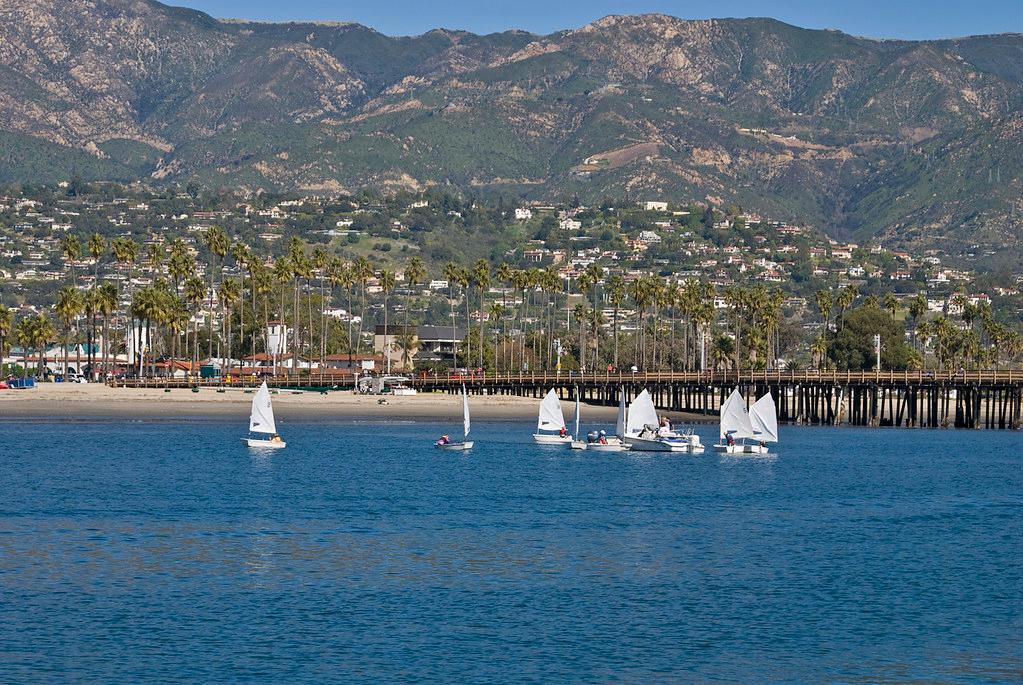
<box><xmin>585</xmin><ymin>388</ymin><xmax>631</xmax><ymax>452</ymax></box>
<box><xmin>747</xmin><ymin>391</ymin><xmax>779</xmax><ymax>454</ymax></box>
<box><xmin>713</xmin><ymin>388</ymin><xmax>757</xmax><ymax>454</ymax></box>
<box><xmin>436</xmin><ymin>385</ymin><xmax>474</xmax><ymax>450</ymax></box>
<box><xmin>533</xmin><ymin>388</ymin><xmax>572</xmax><ymax>444</ymax></box>
<box><xmin>623</xmin><ymin>389</ymin><xmax>704</xmax><ymax>453</ymax></box>
<box><xmin>570</xmin><ymin>394</ymin><xmax>587</xmax><ymax>450</ymax></box>
<box><xmin>242</xmin><ymin>381</ymin><xmax>286</xmax><ymax>448</ymax></box>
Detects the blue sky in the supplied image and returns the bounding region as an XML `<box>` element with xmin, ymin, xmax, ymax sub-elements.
<box><xmin>175</xmin><ymin>0</ymin><xmax>1023</xmax><ymax>39</ymax></box>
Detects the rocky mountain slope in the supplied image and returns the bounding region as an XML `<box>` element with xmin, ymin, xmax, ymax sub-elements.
<box><xmin>1</xmin><ymin>0</ymin><xmax>1021</xmax><ymax>247</ymax></box>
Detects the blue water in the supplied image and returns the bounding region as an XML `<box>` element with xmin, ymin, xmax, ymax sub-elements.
<box><xmin>0</xmin><ymin>418</ymin><xmax>1020</xmax><ymax>683</ymax></box>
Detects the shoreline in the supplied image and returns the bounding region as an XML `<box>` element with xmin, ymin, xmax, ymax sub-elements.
<box><xmin>0</xmin><ymin>384</ymin><xmax>713</xmax><ymax>423</ymax></box>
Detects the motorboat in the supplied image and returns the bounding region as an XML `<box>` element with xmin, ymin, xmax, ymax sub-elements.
<box><xmin>623</xmin><ymin>389</ymin><xmax>704</xmax><ymax>453</ymax></box>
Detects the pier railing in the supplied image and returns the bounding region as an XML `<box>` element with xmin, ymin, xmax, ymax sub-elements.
<box><xmin>108</xmin><ymin>368</ymin><xmax>1021</xmax><ymax>390</ymax></box>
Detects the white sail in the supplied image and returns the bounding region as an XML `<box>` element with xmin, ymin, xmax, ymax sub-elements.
<box><xmin>626</xmin><ymin>389</ymin><xmax>659</xmax><ymax>436</ymax></box>
<box><xmin>574</xmin><ymin>394</ymin><xmax>580</xmax><ymax>436</ymax></box>
<box><xmin>750</xmin><ymin>392</ymin><xmax>779</xmax><ymax>443</ymax></box>
<box><xmin>462</xmin><ymin>385</ymin><xmax>471</xmax><ymax>438</ymax></box>
<box><xmin>249</xmin><ymin>382</ymin><xmax>277</xmax><ymax>435</ymax></box>
<box><xmin>719</xmin><ymin>388</ymin><xmax>754</xmax><ymax>440</ymax></box>
<box><xmin>537</xmin><ymin>389</ymin><xmax>566</xmax><ymax>432</ymax></box>
<box><xmin>615</xmin><ymin>389</ymin><xmax>627</xmax><ymax>438</ymax></box>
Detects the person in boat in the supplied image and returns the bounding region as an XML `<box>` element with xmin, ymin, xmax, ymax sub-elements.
<box><xmin>436</xmin><ymin>434</ymin><xmax>450</xmax><ymax>446</ymax></box>
<box><xmin>726</xmin><ymin>433</ymin><xmax>735</xmax><ymax>447</ymax></box>
<box><xmin>759</xmin><ymin>440</ymin><xmax>767</xmax><ymax>449</ymax></box>
<box><xmin>598</xmin><ymin>430</ymin><xmax>608</xmax><ymax>445</ymax></box>
<box><xmin>270</xmin><ymin>434</ymin><xmax>283</xmax><ymax>445</ymax></box>
<box><xmin>657</xmin><ymin>416</ymin><xmax>672</xmax><ymax>437</ymax></box>
<box><xmin>559</xmin><ymin>426</ymin><xmax>567</xmax><ymax>438</ymax></box>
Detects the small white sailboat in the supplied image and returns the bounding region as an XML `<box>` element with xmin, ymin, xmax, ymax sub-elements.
<box><xmin>570</xmin><ymin>394</ymin><xmax>587</xmax><ymax>450</ymax></box>
<box><xmin>533</xmin><ymin>388</ymin><xmax>572</xmax><ymax>444</ymax></box>
<box><xmin>243</xmin><ymin>382</ymin><xmax>286</xmax><ymax>448</ymax></box>
<box><xmin>747</xmin><ymin>391</ymin><xmax>779</xmax><ymax>455</ymax></box>
<box><xmin>713</xmin><ymin>388</ymin><xmax>763</xmax><ymax>454</ymax></box>
<box><xmin>437</xmin><ymin>385</ymin><xmax>474</xmax><ymax>450</ymax></box>
<box><xmin>585</xmin><ymin>389</ymin><xmax>631</xmax><ymax>452</ymax></box>
<box><xmin>623</xmin><ymin>389</ymin><xmax>704</xmax><ymax>453</ymax></box>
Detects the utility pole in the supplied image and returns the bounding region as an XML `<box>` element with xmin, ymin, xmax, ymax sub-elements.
<box><xmin>874</xmin><ymin>333</ymin><xmax>881</xmax><ymax>372</ymax></box>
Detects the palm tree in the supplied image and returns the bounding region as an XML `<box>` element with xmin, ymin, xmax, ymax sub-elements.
<box><xmin>204</xmin><ymin>226</ymin><xmax>229</xmax><ymax>361</ymax></box>
<box><xmin>311</xmin><ymin>246</ymin><xmax>329</xmax><ymax>369</ymax></box>
<box><xmin>272</xmin><ymin>256</ymin><xmax>293</xmax><ymax>367</ymax></box>
<box><xmin>883</xmin><ymin>292</ymin><xmax>899</xmax><ymax>321</ymax></box>
<box><xmin>61</xmin><ymin>234</ymin><xmax>81</xmax><ymax>286</ymax></box>
<box><xmin>184</xmin><ymin>275</ymin><xmax>206</xmax><ymax>373</ymax></box>
<box><xmin>541</xmin><ymin>267</ymin><xmax>561</xmax><ymax>370</ymax></box>
<box><xmin>330</xmin><ymin>257</ymin><xmax>356</xmax><ymax>367</ymax></box>
<box><xmin>811</xmin><ymin>333</ymin><xmax>829</xmax><ymax>370</ymax></box>
<box><xmin>454</xmin><ymin>266</ymin><xmax>472</xmax><ymax>366</ymax></box>
<box><xmin>606</xmin><ymin>274</ymin><xmax>625</xmax><ymax>369</ymax></box>
<box><xmin>353</xmin><ymin>255</ymin><xmax>373</xmax><ymax>355</ymax></box>
<box><xmin>488</xmin><ymin>301</ymin><xmax>505</xmax><ymax>369</ymax></box>
<box><xmin>710</xmin><ymin>333</ymin><xmax>735</xmax><ymax>372</ymax></box>
<box><xmin>403</xmin><ymin>255</ymin><xmax>427</xmax><ymax>364</ymax></box>
<box><xmin>836</xmin><ymin>284</ymin><xmax>858</xmax><ymax>330</ymax></box>
<box><xmin>626</xmin><ymin>278</ymin><xmax>650</xmax><ymax>370</ymax></box>
<box><xmin>583</xmin><ymin>263</ymin><xmax>603</xmax><ymax>365</ymax></box>
<box><xmin>495</xmin><ymin>262</ymin><xmax>513</xmax><ymax>370</ymax></box>
<box><xmin>379</xmin><ymin>269</ymin><xmax>397</xmax><ymax>371</ymax></box>
<box><xmin>472</xmin><ymin>259</ymin><xmax>491</xmax><ymax>370</ymax></box>
<box><xmin>510</xmin><ymin>269</ymin><xmax>530</xmax><ymax>371</ymax></box>
<box><xmin>94</xmin><ymin>283</ymin><xmax>118</xmax><ymax>380</ymax></box>
<box><xmin>815</xmin><ymin>289</ymin><xmax>834</xmax><ymax>330</ymax></box>
<box><xmin>396</xmin><ymin>332</ymin><xmax>418</xmax><ymax>371</ymax></box>
<box><xmin>443</xmin><ymin>261</ymin><xmax>463</xmax><ymax>369</ymax></box>
<box><xmin>111</xmin><ymin>237</ymin><xmax>139</xmax><ymax>297</ymax></box>
<box><xmin>230</xmin><ymin>242</ymin><xmax>251</xmax><ymax>364</ymax></box>
<box><xmin>219</xmin><ymin>278</ymin><xmax>241</xmax><ymax>375</ymax></box>
<box><xmin>55</xmin><ymin>286</ymin><xmax>84</xmax><ymax>376</ymax></box>
<box><xmin>0</xmin><ymin>304</ymin><xmax>13</xmax><ymax>371</ymax></box>
<box><xmin>250</xmin><ymin>262</ymin><xmax>274</xmax><ymax>363</ymax></box>
<box><xmin>87</xmin><ymin>233</ymin><xmax>105</xmax><ymax>281</ymax></box>
<box><xmin>16</xmin><ymin>314</ymin><xmax>56</xmax><ymax>377</ymax></box>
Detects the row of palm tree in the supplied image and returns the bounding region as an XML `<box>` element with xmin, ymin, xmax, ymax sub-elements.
<box><xmin>9</xmin><ymin>229</ymin><xmax>1023</xmax><ymax>378</ymax></box>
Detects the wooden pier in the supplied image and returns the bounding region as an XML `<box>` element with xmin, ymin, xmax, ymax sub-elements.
<box><xmin>112</xmin><ymin>369</ymin><xmax>1023</xmax><ymax>429</ymax></box>
<box><xmin>422</xmin><ymin>370</ymin><xmax>1021</xmax><ymax>430</ymax></box>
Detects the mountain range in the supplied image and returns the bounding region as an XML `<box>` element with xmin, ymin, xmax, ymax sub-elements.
<box><xmin>1</xmin><ymin>0</ymin><xmax>1022</xmax><ymax>250</ymax></box>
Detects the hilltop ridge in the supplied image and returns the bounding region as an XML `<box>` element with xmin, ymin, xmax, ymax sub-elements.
<box><xmin>0</xmin><ymin>0</ymin><xmax>1021</xmax><ymax>251</ymax></box>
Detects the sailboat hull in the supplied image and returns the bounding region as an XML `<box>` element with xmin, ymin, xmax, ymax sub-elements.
<box><xmin>626</xmin><ymin>436</ymin><xmax>703</xmax><ymax>453</ymax></box>
<box><xmin>570</xmin><ymin>440</ymin><xmax>588</xmax><ymax>450</ymax></box>
<box><xmin>436</xmin><ymin>441</ymin><xmax>474</xmax><ymax>450</ymax></box>
<box><xmin>586</xmin><ymin>441</ymin><xmax>631</xmax><ymax>453</ymax></box>
<box><xmin>533</xmin><ymin>434</ymin><xmax>573</xmax><ymax>444</ymax></box>
<box><xmin>713</xmin><ymin>443</ymin><xmax>770</xmax><ymax>455</ymax></box>
<box><xmin>243</xmin><ymin>438</ymin><xmax>286</xmax><ymax>449</ymax></box>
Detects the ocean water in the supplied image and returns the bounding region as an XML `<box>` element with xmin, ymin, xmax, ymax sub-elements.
<box><xmin>0</xmin><ymin>417</ymin><xmax>1020</xmax><ymax>684</ymax></box>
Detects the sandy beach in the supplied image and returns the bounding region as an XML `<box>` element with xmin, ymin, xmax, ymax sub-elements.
<box><xmin>0</xmin><ymin>383</ymin><xmax>715</xmax><ymax>423</ymax></box>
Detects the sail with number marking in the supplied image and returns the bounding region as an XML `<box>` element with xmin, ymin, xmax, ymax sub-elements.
<box><xmin>249</xmin><ymin>382</ymin><xmax>277</xmax><ymax>435</ymax></box>
<box><xmin>719</xmin><ymin>388</ymin><xmax>754</xmax><ymax>441</ymax></box>
<box><xmin>750</xmin><ymin>392</ymin><xmax>779</xmax><ymax>443</ymax></box>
